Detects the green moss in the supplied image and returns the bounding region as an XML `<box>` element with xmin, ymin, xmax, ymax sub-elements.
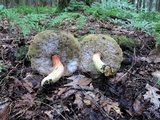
<box><xmin>27</xmin><ymin>30</ymin><xmax>80</xmax><ymax>76</ymax></box>
<box><xmin>80</xmin><ymin>34</ymin><xmax>123</xmax><ymax>75</ymax></box>
<box><xmin>15</xmin><ymin>46</ymin><xmax>28</xmax><ymax>60</ymax></box>
<box><xmin>112</xmin><ymin>35</ymin><xmax>136</xmax><ymax>50</ymax></box>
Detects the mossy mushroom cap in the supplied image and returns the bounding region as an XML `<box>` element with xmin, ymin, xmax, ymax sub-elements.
<box><xmin>79</xmin><ymin>34</ymin><xmax>123</xmax><ymax>75</ymax></box>
<box><xmin>28</xmin><ymin>30</ymin><xmax>80</xmax><ymax>76</ymax></box>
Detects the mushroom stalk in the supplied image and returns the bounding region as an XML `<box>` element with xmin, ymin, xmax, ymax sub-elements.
<box><xmin>93</xmin><ymin>52</ymin><xmax>112</xmax><ymax>76</ymax></box>
<box><xmin>41</xmin><ymin>55</ymin><xmax>64</xmax><ymax>86</ymax></box>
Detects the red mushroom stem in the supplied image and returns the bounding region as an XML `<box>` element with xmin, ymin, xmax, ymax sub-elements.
<box><xmin>41</xmin><ymin>55</ymin><xmax>64</xmax><ymax>86</ymax></box>
<box><xmin>93</xmin><ymin>52</ymin><xmax>112</xmax><ymax>76</ymax></box>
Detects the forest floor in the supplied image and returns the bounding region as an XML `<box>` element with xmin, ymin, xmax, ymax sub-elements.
<box><xmin>0</xmin><ymin>16</ymin><xmax>160</xmax><ymax>120</ymax></box>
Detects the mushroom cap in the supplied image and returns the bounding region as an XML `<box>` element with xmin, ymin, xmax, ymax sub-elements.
<box><xmin>28</xmin><ymin>30</ymin><xmax>80</xmax><ymax>76</ymax></box>
<box><xmin>79</xmin><ymin>34</ymin><xmax>123</xmax><ymax>75</ymax></box>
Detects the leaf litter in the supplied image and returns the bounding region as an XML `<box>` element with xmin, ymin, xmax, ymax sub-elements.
<box><xmin>0</xmin><ymin>16</ymin><xmax>160</xmax><ymax>120</ymax></box>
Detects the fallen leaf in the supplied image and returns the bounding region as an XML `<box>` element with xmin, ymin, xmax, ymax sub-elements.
<box><xmin>152</xmin><ymin>71</ymin><xmax>160</xmax><ymax>79</ymax></box>
<box><xmin>23</xmin><ymin>73</ymin><xmax>42</xmax><ymax>89</ymax></box>
<box><xmin>44</xmin><ymin>110</ymin><xmax>54</xmax><ymax>119</ymax></box>
<box><xmin>21</xmin><ymin>93</ymin><xmax>35</xmax><ymax>107</ymax></box>
<box><xmin>133</xmin><ymin>99</ymin><xmax>144</xmax><ymax>115</ymax></box>
<box><xmin>148</xmin><ymin>44</ymin><xmax>160</xmax><ymax>63</ymax></box>
<box><xmin>0</xmin><ymin>102</ymin><xmax>9</xmax><ymax>120</ymax></box>
<box><xmin>77</xmin><ymin>78</ymin><xmax>92</xmax><ymax>86</ymax></box>
<box><xmin>22</xmin><ymin>79</ymin><xmax>34</xmax><ymax>93</ymax></box>
<box><xmin>65</xmin><ymin>75</ymin><xmax>85</xmax><ymax>88</ymax></box>
<box><xmin>74</xmin><ymin>92</ymin><xmax>83</xmax><ymax>109</ymax></box>
<box><xmin>65</xmin><ymin>74</ymin><xmax>91</xmax><ymax>88</ymax></box>
<box><xmin>62</xmin><ymin>89</ymin><xmax>76</xmax><ymax>99</ymax></box>
<box><xmin>100</xmin><ymin>98</ymin><xmax>122</xmax><ymax>116</ymax></box>
<box><xmin>57</xmin><ymin>87</ymin><xmax>67</xmax><ymax>96</ymax></box>
<box><xmin>14</xmin><ymin>93</ymin><xmax>35</xmax><ymax>109</ymax></box>
<box><xmin>143</xmin><ymin>84</ymin><xmax>160</xmax><ymax>109</ymax></box>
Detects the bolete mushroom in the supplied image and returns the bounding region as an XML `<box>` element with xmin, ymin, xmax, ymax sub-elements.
<box><xmin>79</xmin><ymin>34</ymin><xmax>123</xmax><ymax>76</ymax></box>
<box><xmin>27</xmin><ymin>30</ymin><xmax>80</xmax><ymax>86</ymax></box>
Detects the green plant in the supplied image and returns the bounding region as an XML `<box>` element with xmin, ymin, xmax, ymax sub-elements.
<box><xmin>14</xmin><ymin>46</ymin><xmax>28</xmax><ymax>60</ymax></box>
<box><xmin>1</xmin><ymin>9</ymin><xmax>19</xmax><ymax>21</ymax></box>
<box><xmin>113</xmin><ymin>35</ymin><xmax>136</xmax><ymax>50</ymax></box>
<box><xmin>76</xmin><ymin>15</ymin><xmax>86</xmax><ymax>29</ymax></box>
<box><xmin>16</xmin><ymin>13</ymin><xmax>46</xmax><ymax>36</ymax></box>
<box><xmin>0</xmin><ymin>63</ymin><xmax>7</xmax><ymax>72</ymax></box>
<box><xmin>157</xmin><ymin>79</ymin><xmax>160</xmax><ymax>85</ymax></box>
<box><xmin>49</xmin><ymin>13</ymin><xmax>69</xmax><ymax>27</ymax></box>
<box><xmin>64</xmin><ymin>0</ymin><xmax>87</xmax><ymax>12</ymax></box>
<box><xmin>0</xmin><ymin>4</ymin><xmax>3</xmax><ymax>10</ymax></box>
<box><xmin>124</xmin><ymin>20</ymin><xmax>152</xmax><ymax>30</ymax></box>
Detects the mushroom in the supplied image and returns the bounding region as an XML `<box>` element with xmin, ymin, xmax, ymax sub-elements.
<box><xmin>41</xmin><ymin>55</ymin><xmax>64</xmax><ymax>86</ymax></box>
<box><xmin>79</xmin><ymin>34</ymin><xmax>123</xmax><ymax>76</ymax></box>
<box><xmin>27</xmin><ymin>30</ymin><xmax>80</xmax><ymax>86</ymax></box>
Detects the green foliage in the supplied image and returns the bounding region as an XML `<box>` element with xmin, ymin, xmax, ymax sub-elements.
<box><xmin>1</xmin><ymin>9</ymin><xmax>19</xmax><ymax>21</ymax></box>
<box><xmin>157</xmin><ymin>79</ymin><xmax>160</xmax><ymax>85</ymax></box>
<box><xmin>18</xmin><ymin>4</ymin><xmax>36</xmax><ymax>14</ymax></box>
<box><xmin>154</xmin><ymin>33</ymin><xmax>160</xmax><ymax>45</ymax></box>
<box><xmin>125</xmin><ymin>20</ymin><xmax>152</xmax><ymax>30</ymax></box>
<box><xmin>0</xmin><ymin>0</ymin><xmax>160</xmax><ymax>45</ymax></box>
<box><xmin>17</xmin><ymin>4</ymin><xmax>57</xmax><ymax>14</ymax></box>
<box><xmin>49</xmin><ymin>13</ymin><xmax>69</xmax><ymax>27</ymax></box>
<box><xmin>0</xmin><ymin>4</ymin><xmax>4</xmax><ymax>10</ymax></box>
<box><xmin>76</xmin><ymin>15</ymin><xmax>86</xmax><ymax>29</ymax></box>
<box><xmin>64</xmin><ymin>0</ymin><xmax>88</xmax><ymax>12</ymax></box>
<box><xmin>0</xmin><ymin>62</ymin><xmax>7</xmax><ymax>72</ymax></box>
<box><xmin>113</xmin><ymin>35</ymin><xmax>136</xmax><ymax>50</ymax></box>
<box><xmin>17</xmin><ymin>13</ymin><xmax>46</xmax><ymax>36</ymax></box>
<box><xmin>137</xmin><ymin>11</ymin><xmax>160</xmax><ymax>22</ymax></box>
<box><xmin>14</xmin><ymin>46</ymin><xmax>28</xmax><ymax>60</ymax></box>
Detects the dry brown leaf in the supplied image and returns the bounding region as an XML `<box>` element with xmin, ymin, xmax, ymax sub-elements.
<box><xmin>21</xmin><ymin>93</ymin><xmax>35</xmax><ymax>107</ymax></box>
<box><xmin>101</xmin><ymin>98</ymin><xmax>122</xmax><ymax>116</ymax></box>
<box><xmin>148</xmin><ymin>44</ymin><xmax>160</xmax><ymax>63</ymax></box>
<box><xmin>61</xmin><ymin>89</ymin><xmax>76</xmax><ymax>99</ymax></box>
<box><xmin>77</xmin><ymin>78</ymin><xmax>92</xmax><ymax>86</ymax></box>
<box><xmin>74</xmin><ymin>92</ymin><xmax>83</xmax><ymax>109</ymax></box>
<box><xmin>57</xmin><ymin>87</ymin><xmax>67</xmax><ymax>96</ymax></box>
<box><xmin>143</xmin><ymin>84</ymin><xmax>160</xmax><ymax>109</ymax></box>
<box><xmin>14</xmin><ymin>93</ymin><xmax>35</xmax><ymax>108</ymax></box>
<box><xmin>65</xmin><ymin>74</ymin><xmax>91</xmax><ymax>88</ymax></box>
<box><xmin>0</xmin><ymin>102</ymin><xmax>9</xmax><ymax>120</ymax></box>
<box><xmin>23</xmin><ymin>73</ymin><xmax>42</xmax><ymax>89</ymax></box>
<box><xmin>25</xmin><ymin>110</ymin><xmax>36</xmax><ymax>119</ymax></box>
<box><xmin>133</xmin><ymin>99</ymin><xmax>144</xmax><ymax>115</ymax></box>
<box><xmin>44</xmin><ymin>110</ymin><xmax>55</xmax><ymax>119</ymax></box>
<box><xmin>152</xmin><ymin>71</ymin><xmax>160</xmax><ymax>79</ymax></box>
<box><xmin>65</xmin><ymin>75</ymin><xmax>85</xmax><ymax>87</ymax></box>
<box><xmin>22</xmin><ymin>80</ymin><xmax>34</xmax><ymax>93</ymax></box>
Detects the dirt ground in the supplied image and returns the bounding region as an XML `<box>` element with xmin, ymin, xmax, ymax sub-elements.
<box><xmin>0</xmin><ymin>17</ymin><xmax>160</xmax><ymax>120</ymax></box>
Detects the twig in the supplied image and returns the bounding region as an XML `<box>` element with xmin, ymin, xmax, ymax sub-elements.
<box><xmin>0</xmin><ymin>62</ymin><xmax>20</xmax><ymax>86</ymax></box>
<box><xmin>117</xmin><ymin>48</ymin><xmax>137</xmax><ymax>81</ymax></box>
<box><xmin>83</xmin><ymin>92</ymin><xmax>115</xmax><ymax>120</ymax></box>
<box><xmin>37</xmin><ymin>101</ymin><xmax>67</xmax><ymax>120</ymax></box>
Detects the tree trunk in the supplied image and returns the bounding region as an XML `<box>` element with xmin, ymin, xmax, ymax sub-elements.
<box><xmin>142</xmin><ymin>0</ymin><xmax>145</xmax><ymax>10</ymax></box>
<box><xmin>3</xmin><ymin>0</ymin><xmax>9</xmax><ymax>8</ymax></box>
<box><xmin>157</xmin><ymin>0</ymin><xmax>160</xmax><ymax>11</ymax></box>
<box><xmin>57</xmin><ymin>0</ymin><xmax>70</xmax><ymax>10</ymax></box>
<box><xmin>129</xmin><ymin>0</ymin><xmax>135</xmax><ymax>4</ymax></box>
<box><xmin>149</xmin><ymin>0</ymin><xmax>153</xmax><ymax>11</ymax></box>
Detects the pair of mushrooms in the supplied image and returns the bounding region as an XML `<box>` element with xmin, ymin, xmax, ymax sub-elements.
<box><xmin>28</xmin><ymin>30</ymin><xmax>123</xmax><ymax>86</ymax></box>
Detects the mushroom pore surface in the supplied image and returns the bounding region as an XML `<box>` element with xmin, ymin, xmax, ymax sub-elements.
<box><xmin>79</xmin><ymin>34</ymin><xmax>123</xmax><ymax>75</ymax></box>
<box><xmin>27</xmin><ymin>30</ymin><xmax>80</xmax><ymax>76</ymax></box>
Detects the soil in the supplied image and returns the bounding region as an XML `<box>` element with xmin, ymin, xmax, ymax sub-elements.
<box><xmin>0</xmin><ymin>16</ymin><xmax>160</xmax><ymax>120</ymax></box>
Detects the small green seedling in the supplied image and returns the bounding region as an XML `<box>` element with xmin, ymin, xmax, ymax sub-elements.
<box><xmin>0</xmin><ymin>63</ymin><xmax>7</xmax><ymax>72</ymax></box>
<box><xmin>157</xmin><ymin>79</ymin><xmax>160</xmax><ymax>85</ymax></box>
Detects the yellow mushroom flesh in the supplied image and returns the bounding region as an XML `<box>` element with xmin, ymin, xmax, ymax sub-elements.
<box><xmin>41</xmin><ymin>55</ymin><xmax>64</xmax><ymax>86</ymax></box>
<box><xmin>93</xmin><ymin>52</ymin><xmax>112</xmax><ymax>76</ymax></box>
